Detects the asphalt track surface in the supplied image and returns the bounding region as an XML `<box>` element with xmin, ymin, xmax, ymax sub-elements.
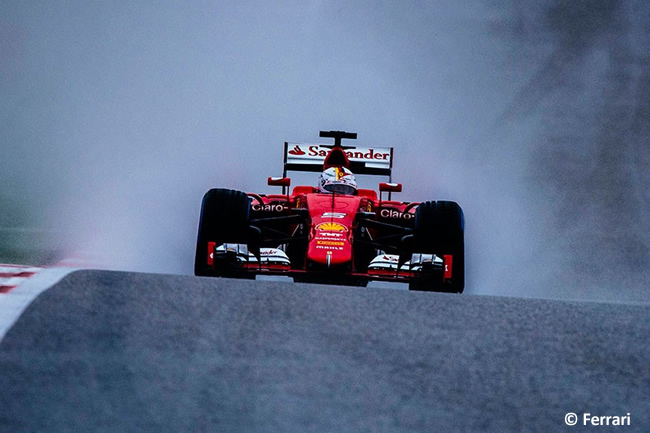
<box><xmin>0</xmin><ymin>270</ymin><xmax>649</xmax><ymax>432</ymax></box>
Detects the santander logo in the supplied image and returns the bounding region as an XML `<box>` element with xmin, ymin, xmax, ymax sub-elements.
<box><xmin>288</xmin><ymin>145</ymin><xmax>305</xmax><ymax>156</ymax></box>
<box><xmin>291</xmin><ymin>145</ymin><xmax>389</xmax><ymax>161</ymax></box>
<box><xmin>286</xmin><ymin>143</ymin><xmax>392</xmax><ymax>175</ymax></box>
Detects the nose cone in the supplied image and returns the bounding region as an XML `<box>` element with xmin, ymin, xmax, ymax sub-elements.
<box><xmin>305</xmin><ymin>194</ymin><xmax>361</xmax><ymax>268</ymax></box>
<box><xmin>307</xmin><ymin>221</ymin><xmax>352</xmax><ymax>267</ymax></box>
<box><xmin>307</xmin><ymin>237</ymin><xmax>352</xmax><ymax>267</ymax></box>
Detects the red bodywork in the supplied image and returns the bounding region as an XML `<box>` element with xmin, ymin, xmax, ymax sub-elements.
<box><xmin>242</xmin><ymin>186</ymin><xmax>425</xmax><ymax>282</ymax></box>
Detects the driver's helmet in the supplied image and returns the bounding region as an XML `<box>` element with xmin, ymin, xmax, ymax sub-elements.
<box><xmin>319</xmin><ymin>166</ymin><xmax>358</xmax><ymax>195</ymax></box>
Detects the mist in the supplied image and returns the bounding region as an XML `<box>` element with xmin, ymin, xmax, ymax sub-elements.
<box><xmin>2</xmin><ymin>0</ymin><xmax>649</xmax><ymax>302</ymax></box>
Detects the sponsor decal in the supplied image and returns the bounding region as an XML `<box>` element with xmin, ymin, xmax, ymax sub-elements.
<box><xmin>315</xmin><ymin>222</ymin><xmax>348</xmax><ymax>232</ymax></box>
<box><xmin>285</xmin><ymin>144</ymin><xmax>392</xmax><ymax>170</ymax></box>
<box><xmin>318</xmin><ymin>231</ymin><xmax>343</xmax><ymax>238</ymax></box>
<box><xmin>380</xmin><ymin>208</ymin><xmax>414</xmax><ymax>220</ymax></box>
<box><xmin>288</xmin><ymin>145</ymin><xmax>305</xmax><ymax>156</ymax></box>
<box><xmin>322</xmin><ymin>212</ymin><xmax>346</xmax><ymax>218</ymax></box>
<box><xmin>304</xmin><ymin>146</ymin><xmax>390</xmax><ymax>161</ymax></box>
<box><xmin>316</xmin><ymin>240</ymin><xmax>345</xmax><ymax>246</ymax></box>
<box><xmin>316</xmin><ymin>245</ymin><xmax>343</xmax><ymax>251</ymax></box>
<box><xmin>252</xmin><ymin>203</ymin><xmax>287</xmax><ymax>212</ymax></box>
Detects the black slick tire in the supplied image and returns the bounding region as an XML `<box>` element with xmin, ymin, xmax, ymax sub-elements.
<box><xmin>408</xmin><ymin>200</ymin><xmax>464</xmax><ymax>293</ymax></box>
<box><xmin>194</xmin><ymin>188</ymin><xmax>251</xmax><ymax>277</ymax></box>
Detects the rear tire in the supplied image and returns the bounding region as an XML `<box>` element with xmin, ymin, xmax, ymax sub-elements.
<box><xmin>194</xmin><ymin>188</ymin><xmax>251</xmax><ymax>277</ymax></box>
<box><xmin>408</xmin><ymin>201</ymin><xmax>464</xmax><ymax>293</ymax></box>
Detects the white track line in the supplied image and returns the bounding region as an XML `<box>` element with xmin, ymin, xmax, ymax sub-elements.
<box><xmin>0</xmin><ymin>267</ymin><xmax>77</xmax><ymax>343</ymax></box>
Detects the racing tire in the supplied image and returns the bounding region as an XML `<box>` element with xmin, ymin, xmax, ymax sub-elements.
<box><xmin>194</xmin><ymin>188</ymin><xmax>252</xmax><ymax>277</ymax></box>
<box><xmin>408</xmin><ymin>201</ymin><xmax>464</xmax><ymax>293</ymax></box>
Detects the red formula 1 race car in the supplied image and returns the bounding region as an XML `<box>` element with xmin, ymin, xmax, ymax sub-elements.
<box><xmin>194</xmin><ymin>131</ymin><xmax>464</xmax><ymax>293</ymax></box>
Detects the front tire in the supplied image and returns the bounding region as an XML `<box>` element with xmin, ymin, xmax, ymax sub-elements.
<box><xmin>408</xmin><ymin>201</ymin><xmax>464</xmax><ymax>293</ymax></box>
<box><xmin>194</xmin><ymin>188</ymin><xmax>251</xmax><ymax>277</ymax></box>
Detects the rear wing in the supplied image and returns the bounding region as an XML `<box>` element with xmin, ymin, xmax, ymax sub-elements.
<box><xmin>282</xmin><ymin>142</ymin><xmax>394</xmax><ymax>180</ymax></box>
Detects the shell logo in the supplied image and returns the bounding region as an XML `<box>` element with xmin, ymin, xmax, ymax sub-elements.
<box><xmin>315</xmin><ymin>222</ymin><xmax>348</xmax><ymax>232</ymax></box>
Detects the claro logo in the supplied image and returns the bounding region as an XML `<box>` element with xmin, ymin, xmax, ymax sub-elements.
<box><xmin>380</xmin><ymin>208</ymin><xmax>414</xmax><ymax>220</ymax></box>
<box><xmin>252</xmin><ymin>203</ymin><xmax>287</xmax><ymax>212</ymax></box>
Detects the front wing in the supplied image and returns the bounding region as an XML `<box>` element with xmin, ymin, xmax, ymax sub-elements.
<box><xmin>210</xmin><ymin>243</ymin><xmax>451</xmax><ymax>284</ymax></box>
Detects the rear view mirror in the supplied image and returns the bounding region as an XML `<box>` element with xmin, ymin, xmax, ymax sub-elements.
<box><xmin>379</xmin><ymin>182</ymin><xmax>402</xmax><ymax>193</ymax></box>
<box><xmin>379</xmin><ymin>182</ymin><xmax>402</xmax><ymax>202</ymax></box>
<box><xmin>268</xmin><ymin>177</ymin><xmax>291</xmax><ymax>187</ymax></box>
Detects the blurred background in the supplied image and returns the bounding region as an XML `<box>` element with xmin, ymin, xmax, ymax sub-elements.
<box><xmin>1</xmin><ymin>0</ymin><xmax>649</xmax><ymax>301</ymax></box>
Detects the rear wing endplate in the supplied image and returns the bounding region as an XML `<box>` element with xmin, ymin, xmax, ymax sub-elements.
<box><xmin>283</xmin><ymin>142</ymin><xmax>394</xmax><ymax>180</ymax></box>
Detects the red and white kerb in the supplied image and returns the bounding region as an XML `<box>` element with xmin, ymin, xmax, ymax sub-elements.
<box><xmin>0</xmin><ymin>265</ymin><xmax>43</xmax><ymax>294</ymax></box>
